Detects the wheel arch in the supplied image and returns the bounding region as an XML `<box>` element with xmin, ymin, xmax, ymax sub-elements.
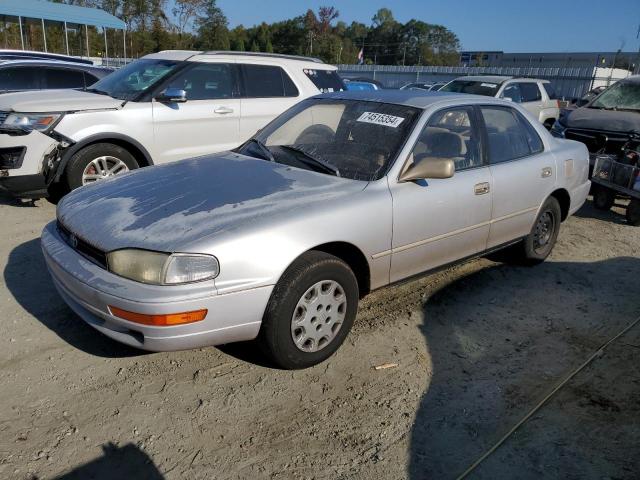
<box><xmin>303</xmin><ymin>241</ymin><xmax>371</xmax><ymax>298</ymax></box>
<box><xmin>55</xmin><ymin>133</ymin><xmax>154</xmax><ymax>181</ymax></box>
<box><xmin>550</xmin><ymin>188</ymin><xmax>571</xmax><ymax>221</ymax></box>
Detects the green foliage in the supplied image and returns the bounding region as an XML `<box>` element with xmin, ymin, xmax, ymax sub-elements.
<box><xmin>0</xmin><ymin>3</ymin><xmax>461</xmax><ymax>65</ymax></box>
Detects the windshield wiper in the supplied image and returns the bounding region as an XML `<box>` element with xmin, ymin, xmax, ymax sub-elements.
<box><xmin>85</xmin><ymin>87</ymin><xmax>110</xmax><ymax>96</ymax></box>
<box><xmin>279</xmin><ymin>145</ymin><xmax>341</xmax><ymax>177</ymax></box>
<box><xmin>244</xmin><ymin>138</ymin><xmax>275</xmax><ymax>162</ymax></box>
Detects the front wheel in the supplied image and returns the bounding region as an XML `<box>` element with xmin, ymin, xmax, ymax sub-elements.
<box><xmin>65</xmin><ymin>143</ymin><xmax>139</xmax><ymax>191</ymax></box>
<box><xmin>258</xmin><ymin>251</ymin><xmax>359</xmax><ymax>369</ymax></box>
<box><xmin>626</xmin><ymin>199</ymin><xmax>640</xmax><ymax>226</ymax></box>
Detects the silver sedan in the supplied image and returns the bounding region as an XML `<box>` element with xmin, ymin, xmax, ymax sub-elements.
<box><xmin>42</xmin><ymin>91</ymin><xmax>591</xmax><ymax>369</ymax></box>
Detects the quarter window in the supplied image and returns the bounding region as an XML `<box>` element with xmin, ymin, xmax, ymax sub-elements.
<box><xmin>166</xmin><ymin>63</ymin><xmax>236</xmax><ymax>100</ymax></box>
<box><xmin>518</xmin><ymin>82</ymin><xmax>542</xmax><ymax>102</ymax></box>
<box><xmin>410</xmin><ymin>106</ymin><xmax>482</xmax><ymax>171</ymax></box>
<box><xmin>481</xmin><ymin>106</ymin><xmax>543</xmax><ymax>164</ymax></box>
<box><xmin>241</xmin><ymin>64</ymin><xmax>299</xmax><ymax>98</ymax></box>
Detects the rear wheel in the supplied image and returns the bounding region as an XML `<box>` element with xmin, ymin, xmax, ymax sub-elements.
<box><xmin>258</xmin><ymin>251</ymin><xmax>359</xmax><ymax>369</ymax></box>
<box><xmin>626</xmin><ymin>199</ymin><xmax>640</xmax><ymax>226</ymax></box>
<box><xmin>65</xmin><ymin>143</ymin><xmax>139</xmax><ymax>191</ymax></box>
<box><xmin>592</xmin><ymin>185</ymin><xmax>615</xmax><ymax>211</ymax></box>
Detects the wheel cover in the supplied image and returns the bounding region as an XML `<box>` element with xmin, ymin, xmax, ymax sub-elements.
<box><xmin>291</xmin><ymin>280</ymin><xmax>347</xmax><ymax>353</ymax></box>
<box><xmin>533</xmin><ymin>210</ymin><xmax>555</xmax><ymax>253</ymax></box>
<box><xmin>82</xmin><ymin>156</ymin><xmax>129</xmax><ymax>185</ymax></box>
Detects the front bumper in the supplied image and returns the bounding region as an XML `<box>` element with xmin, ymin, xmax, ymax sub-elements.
<box><xmin>0</xmin><ymin>130</ymin><xmax>58</xmax><ymax>198</ymax></box>
<box><xmin>41</xmin><ymin>221</ymin><xmax>272</xmax><ymax>351</ymax></box>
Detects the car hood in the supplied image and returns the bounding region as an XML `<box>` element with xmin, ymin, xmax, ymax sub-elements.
<box><xmin>0</xmin><ymin>89</ymin><xmax>123</xmax><ymax>113</ymax></box>
<box><xmin>57</xmin><ymin>153</ymin><xmax>367</xmax><ymax>253</ymax></box>
<box><xmin>563</xmin><ymin>106</ymin><xmax>640</xmax><ymax>132</ymax></box>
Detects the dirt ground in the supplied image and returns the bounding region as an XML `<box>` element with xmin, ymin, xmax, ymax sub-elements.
<box><xmin>0</xmin><ymin>192</ymin><xmax>638</xmax><ymax>480</ymax></box>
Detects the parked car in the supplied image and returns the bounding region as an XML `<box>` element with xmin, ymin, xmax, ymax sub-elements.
<box><xmin>400</xmin><ymin>82</ymin><xmax>434</xmax><ymax>91</ymax></box>
<box><xmin>43</xmin><ymin>90</ymin><xmax>590</xmax><ymax>369</ymax></box>
<box><xmin>440</xmin><ymin>76</ymin><xmax>560</xmax><ymax>129</ymax></box>
<box><xmin>0</xmin><ymin>50</ymin><xmax>345</xmax><ymax>199</ymax></box>
<box><xmin>345</xmin><ymin>80</ymin><xmax>380</xmax><ymax>91</ymax></box>
<box><xmin>345</xmin><ymin>77</ymin><xmax>385</xmax><ymax>89</ymax></box>
<box><xmin>573</xmin><ymin>85</ymin><xmax>608</xmax><ymax>107</ymax></box>
<box><xmin>551</xmin><ymin>75</ymin><xmax>640</xmax><ymax>172</ymax></box>
<box><xmin>0</xmin><ymin>60</ymin><xmax>113</xmax><ymax>94</ymax></box>
<box><xmin>0</xmin><ymin>49</ymin><xmax>94</xmax><ymax>65</ymax></box>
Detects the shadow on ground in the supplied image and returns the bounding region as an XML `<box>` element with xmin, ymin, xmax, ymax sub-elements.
<box><xmin>51</xmin><ymin>443</ymin><xmax>164</xmax><ymax>480</ymax></box>
<box><xmin>573</xmin><ymin>197</ymin><xmax>630</xmax><ymax>225</ymax></box>
<box><xmin>4</xmin><ymin>238</ymin><xmax>143</xmax><ymax>358</ymax></box>
<box><xmin>408</xmin><ymin>257</ymin><xmax>640</xmax><ymax>479</ymax></box>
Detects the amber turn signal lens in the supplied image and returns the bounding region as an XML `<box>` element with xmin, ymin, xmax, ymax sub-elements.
<box><xmin>109</xmin><ymin>306</ymin><xmax>207</xmax><ymax>326</ymax></box>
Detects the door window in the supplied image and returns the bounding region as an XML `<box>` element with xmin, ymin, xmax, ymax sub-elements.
<box><xmin>410</xmin><ymin>106</ymin><xmax>481</xmax><ymax>171</ymax></box>
<box><xmin>481</xmin><ymin>106</ymin><xmax>543</xmax><ymax>163</ymax></box>
<box><xmin>518</xmin><ymin>82</ymin><xmax>542</xmax><ymax>102</ymax></box>
<box><xmin>240</xmin><ymin>64</ymin><xmax>299</xmax><ymax>98</ymax></box>
<box><xmin>44</xmin><ymin>68</ymin><xmax>85</xmax><ymax>89</ymax></box>
<box><xmin>0</xmin><ymin>67</ymin><xmax>40</xmax><ymax>91</ymax></box>
<box><xmin>501</xmin><ymin>84</ymin><xmax>522</xmax><ymax>102</ymax></box>
<box><xmin>166</xmin><ymin>63</ymin><xmax>237</xmax><ymax>100</ymax></box>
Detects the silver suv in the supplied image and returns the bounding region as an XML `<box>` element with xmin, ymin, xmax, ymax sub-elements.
<box><xmin>440</xmin><ymin>76</ymin><xmax>560</xmax><ymax>129</ymax></box>
<box><xmin>0</xmin><ymin>51</ymin><xmax>345</xmax><ymax>199</ymax></box>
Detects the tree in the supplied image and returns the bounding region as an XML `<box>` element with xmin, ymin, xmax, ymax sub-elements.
<box><xmin>317</xmin><ymin>6</ymin><xmax>339</xmax><ymax>34</ymax></box>
<box><xmin>173</xmin><ymin>0</ymin><xmax>208</xmax><ymax>48</ymax></box>
<box><xmin>195</xmin><ymin>0</ymin><xmax>230</xmax><ymax>50</ymax></box>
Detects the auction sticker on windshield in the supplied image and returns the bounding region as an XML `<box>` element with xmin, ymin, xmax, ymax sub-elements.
<box><xmin>357</xmin><ymin>112</ymin><xmax>405</xmax><ymax>128</ymax></box>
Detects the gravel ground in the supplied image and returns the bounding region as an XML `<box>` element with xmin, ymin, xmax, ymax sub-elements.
<box><xmin>0</xmin><ymin>193</ymin><xmax>638</xmax><ymax>480</ymax></box>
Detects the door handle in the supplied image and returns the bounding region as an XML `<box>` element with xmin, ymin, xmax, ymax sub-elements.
<box><xmin>474</xmin><ymin>182</ymin><xmax>490</xmax><ymax>195</ymax></box>
<box><xmin>214</xmin><ymin>106</ymin><xmax>234</xmax><ymax>114</ymax></box>
<box><xmin>541</xmin><ymin>167</ymin><xmax>552</xmax><ymax>178</ymax></box>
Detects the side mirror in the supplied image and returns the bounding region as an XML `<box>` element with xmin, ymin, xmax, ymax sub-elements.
<box><xmin>399</xmin><ymin>157</ymin><xmax>455</xmax><ymax>182</ymax></box>
<box><xmin>156</xmin><ymin>88</ymin><xmax>187</xmax><ymax>103</ymax></box>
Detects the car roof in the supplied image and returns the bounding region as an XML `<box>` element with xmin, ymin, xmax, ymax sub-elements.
<box><xmin>0</xmin><ymin>49</ymin><xmax>94</xmax><ymax>65</ymax></box>
<box><xmin>0</xmin><ymin>59</ymin><xmax>112</xmax><ymax>73</ymax></box>
<box><xmin>317</xmin><ymin>89</ymin><xmax>495</xmax><ymax>109</ymax></box>
<box><xmin>452</xmin><ymin>75</ymin><xmax>512</xmax><ymax>84</ymax></box>
<box><xmin>143</xmin><ymin>50</ymin><xmax>329</xmax><ymax>67</ymax></box>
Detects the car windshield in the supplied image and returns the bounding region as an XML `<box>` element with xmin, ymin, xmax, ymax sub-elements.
<box><xmin>87</xmin><ymin>59</ymin><xmax>181</xmax><ymax>101</ymax></box>
<box><xmin>590</xmin><ymin>81</ymin><xmax>640</xmax><ymax>111</ymax></box>
<box><xmin>237</xmin><ymin>98</ymin><xmax>420</xmax><ymax>181</ymax></box>
<box><xmin>440</xmin><ymin>80</ymin><xmax>501</xmax><ymax>96</ymax></box>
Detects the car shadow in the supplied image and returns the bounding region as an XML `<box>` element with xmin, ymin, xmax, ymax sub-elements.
<box><xmin>0</xmin><ymin>190</ymin><xmax>38</xmax><ymax>207</ymax></box>
<box><xmin>51</xmin><ymin>442</ymin><xmax>164</xmax><ymax>480</ymax></box>
<box><xmin>408</xmin><ymin>256</ymin><xmax>640</xmax><ymax>479</ymax></box>
<box><xmin>4</xmin><ymin>238</ymin><xmax>143</xmax><ymax>358</ymax></box>
<box><xmin>573</xmin><ymin>197</ymin><xmax>628</xmax><ymax>225</ymax></box>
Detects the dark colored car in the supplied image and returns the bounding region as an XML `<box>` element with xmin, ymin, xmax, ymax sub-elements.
<box><xmin>0</xmin><ymin>60</ymin><xmax>113</xmax><ymax>94</ymax></box>
<box><xmin>0</xmin><ymin>49</ymin><xmax>94</xmax><ymax>65</ymax></box>
<box><xmin>551</xmin><ymin>76</ymin><xmax>640</xmax><ymax>167</ymax></box>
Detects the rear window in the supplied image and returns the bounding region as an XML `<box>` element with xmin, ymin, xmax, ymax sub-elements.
<box><xmin>303</xmin><ymin>69</ymin><xmax>345</xmax><ymax>93</ymax></box>
<box><xmin>518</xmin><ymin>83</ymin><xmax>542</xmax><ymax>102</ymax></box>
<box><xmin>440</xmin><ymin>80</ymin><xmax>500</xmax><ymax>97</ymax></box>
<box><xmin>543</xmin><ymin>83</ymin><xmax>557</xmax><ymax>99</ymax></box>
<box><xmin>241</xmin><ymin>64</ymin><xmax>299</xmax><ymax>98</ymax></box>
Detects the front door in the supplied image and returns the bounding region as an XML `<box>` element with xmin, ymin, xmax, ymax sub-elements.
<box><xmin>389</xmin><ymin>106</ymin><xmax>492</xmax><ymax>282</ymax></box>
<box><xmin>152</xmin><ymin>62</ymin><xmax>241</xmax><ymax>164</ymax></box>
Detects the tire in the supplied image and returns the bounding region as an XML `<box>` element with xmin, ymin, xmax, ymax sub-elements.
<box><xmin>626</xmin><ymin>199</ymin><xmax>640</xmax><ymax>226</ymax></box>
<box><xmin>65</xmin><ymin>143</ymin><xmax>139</xmax><ymax>191</ymax></box>
<box><xmin>497</xmin><ymin>197</ymin><xmax>562</xmax><ymax>266</ymax></box>
<box><xmin>258</xmin><ymin>251</ymin><xmax>359</xmax><ymax>370</ymax></box>
<box><xmin>592</xmin><ymin>185</ymin><xmax>615</xmax><ymax>211</ymax></box>
<box><xmin>543</xmin><ymin>119</ymin><xmax>555</xmax><ymax>130</ymax></box>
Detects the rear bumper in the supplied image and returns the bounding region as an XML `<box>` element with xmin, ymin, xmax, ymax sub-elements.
<box><xmin>41</xmin><ymin>221</ymin><xmax>272</xmax><ymax>351</ymax></box>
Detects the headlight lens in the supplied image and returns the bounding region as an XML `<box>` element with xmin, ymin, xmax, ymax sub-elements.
<box><xmin>106</xmin><ymin>249</ymin><xmax>219</xmax><ymax>285</ymax></box>
<box><xmin>3</xmin><ymin>112</ymin><xmax>62</xmax><ymax>131</ymax></box>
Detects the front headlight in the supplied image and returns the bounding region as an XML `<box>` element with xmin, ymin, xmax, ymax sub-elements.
<box><xmin>106</xmin><ymin>249</ymin><xmax>219</xmax><ymax>285</ymax></box>
<box><xmin>3</xmin><ymin>112</ymin><xmax>62</xmax><ymax>131</ymax></box>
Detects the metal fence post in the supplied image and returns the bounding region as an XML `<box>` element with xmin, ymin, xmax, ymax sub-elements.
<box><xmin>18</xmin><ymin>16</ymin><xmax>24</xmax><ymax>50</ymax></box>
<box><xmin>41</xmin><ymin>18</ymin><xmax>47</xmax><ymax>52</ymax></box>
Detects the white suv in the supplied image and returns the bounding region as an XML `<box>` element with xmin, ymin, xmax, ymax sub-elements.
<box><xmin>0</xmin><ymin>50</ymin><xmax>345</xmax><ymax>199</ymax></box>
<box><xmin>440</xmin><ymin>76</ymin><xmax>560</xmax><ymax>129</ymax></box>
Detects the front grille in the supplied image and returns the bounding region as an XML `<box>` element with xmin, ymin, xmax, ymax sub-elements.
<box><xmin>0</xmin><ymin>111</ymin><xmax>8</xmax><ymax>124</ymax></box>
<box><xmin>57</xmin><ymin>221</ymin><xmax>108</xmax><ymax>269</ymax></box>
<box><xmin>565</xmin><ymin>128</ymin><xmax>628</xmax><ymax>154</ymax></box>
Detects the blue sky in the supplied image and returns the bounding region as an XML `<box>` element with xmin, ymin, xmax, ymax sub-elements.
<box><xmin>216</xmin><ymin>0</ymin><xmax>640</xmax><ymax>52</ymax></box>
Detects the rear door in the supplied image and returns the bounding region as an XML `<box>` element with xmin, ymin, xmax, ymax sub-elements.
<box><xmin>480</xmin><ymin>105</ymin><xmax>555</xmax><ymax>248</ymax></box>
<box><xmin>517</xmin><ymin>82</ymin><xmax>544</xmax><ymax>120</ymax></box>
<box><xmin>152</xmin><ymin>61</ymin><xmax>241</xmax><ymax>163</ymax></box>
<box><xmin>238</xmin><ymin>63</ymin><xmax>302</xmax><ymax>141</ymax></box>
